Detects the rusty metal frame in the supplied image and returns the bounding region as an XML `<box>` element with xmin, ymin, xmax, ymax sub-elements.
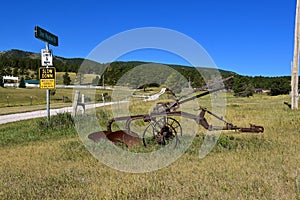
<box><xmin>106</xmin><ymin>81</ymin><xmax>264</xmax><ymax>134</ymax></box>
<box><xmin>90</xmin><ymin>77</ymin><xmax>264</xmax><ymax>147</ymax></box>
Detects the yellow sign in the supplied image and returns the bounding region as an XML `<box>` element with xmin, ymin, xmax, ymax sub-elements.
<box><xmin>39</xmin><ymin>67</ymin><xmax>56</xmax><ymax>89</ymax></box>
<box><xmin>40</xmin><ymin>79</ymin><xmax>55</xmax><ymax>89</ymax></box>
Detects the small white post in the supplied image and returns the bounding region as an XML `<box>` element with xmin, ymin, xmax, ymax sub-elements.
<box><xmin>81</xmin><ymin>94</ymin><xmax>85</xmax><ymax>114</ymax></box>
<box><xmin>72</xmin><ymin>90</ymin><xmax>80</xmax><ymax>117</ymax></box>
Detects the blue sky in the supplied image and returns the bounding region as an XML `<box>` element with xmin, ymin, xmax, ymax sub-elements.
<box><xmin>0</xmin><ymin>0</ymin><xmax>297</xmax><ymax>76</ymax></box>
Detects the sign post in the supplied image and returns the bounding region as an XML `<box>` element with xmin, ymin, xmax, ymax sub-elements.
<box><xmin>35</xmin><ymin>26</ymin><xmax>58</xmax><ymax>122</ymax></box>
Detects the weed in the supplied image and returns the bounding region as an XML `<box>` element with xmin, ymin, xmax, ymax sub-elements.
<box><xmin>37</xmin><ymin>112</ymin><xmax>74</xmax><ymax>130</ymax></box>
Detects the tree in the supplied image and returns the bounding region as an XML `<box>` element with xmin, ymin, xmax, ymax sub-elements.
<box><xmin>13</xmin><ymin>68</ymin><xmax>19</xmax><ymax>77</ymax></box>
<box><xmin>0</xmin><ymin>76</ymin><xmax>3</xmax><ymax>87</ymax></box>
<box><xmin>224</xmin><ymin>76</ymin><xmax>234</xmax><ymax>91</ymax></box>
<box><xmin>269</xmin><ymin>78</ymin><xmax>290</xmax><ymax>96</ymax></box>
<box><xmin>63</xmin><ymin>72</ymin><xmax>71</xmax><ymax>85</ymax></box>
<box><xmin>19</xmin><ymin>77</ymin><xmax>26</xmax><ymax>88</ymax></box>
<box><xmin>92</xmin><ymin>75</ymin><xmax>100</xmax><ymax>86</ymax></box>
<box><xmin>75</xmin><ymin>73</ymin><xmax>85</xmax><ymax>85</ymax></box>
<box><xmin>165</xmin><ymin>72</ymin><xmax>187</xmax><ymax>94</ymax></box>
<box><xmin>5</xmin><ymin>68</ymin><xmax>12</xmax><ymax>75</ymax></box>
<box><xmin>233</xmin><ymin>76</ymin><xmax>253</xmax><ymax>97</ymax></box>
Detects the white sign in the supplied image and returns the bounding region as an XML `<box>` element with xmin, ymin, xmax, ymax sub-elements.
<box><xmin>41</xmin><ymin>49</ymin><xmax>53</xmax><ymax>66</ymax></box>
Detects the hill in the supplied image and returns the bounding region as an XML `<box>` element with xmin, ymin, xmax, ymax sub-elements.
<box><xmin>0</xmin><ymin>49</ymin><xmax>297</xmax><ymax>95</ymax></box>
<box><xmin>0</xmin><ymin>49</ymin><xmax>235</xmax><ymax>87</ymax></box>
<box><xmin>0</xmin><ymin>49</ymin><xmax>85</xmax><ymax>72</ymax></box>
<box><xmin>0</xmin><ymin>49</ymin><xmax>235</xmax><ymax>75</ymax></box>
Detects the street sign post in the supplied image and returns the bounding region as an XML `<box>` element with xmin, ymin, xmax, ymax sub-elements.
<box><xmin>34</xmin><ymin>26</ymin><xmax>58</xmax><ymax>122</ymax></box>
<box><xmin>39</xmin><ymin>67</ymin><xmax>56</xmax><ymax>89</ymax></box>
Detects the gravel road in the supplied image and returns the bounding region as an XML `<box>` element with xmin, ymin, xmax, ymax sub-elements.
<box><xmin>0</xmin><ymin>88</ymin><xmax>166</xmax><ymax>125</ymax></box>
<box><xmin>0</xmin><ymin>102</ymin><xmax>117</xmax><ymax>125</ymax></box>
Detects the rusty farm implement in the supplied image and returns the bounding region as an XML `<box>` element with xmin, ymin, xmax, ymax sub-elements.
<box><xmin>88</xmin><ymin>77</ymin><xmax>264</xmax><ymax>148</ymax></box>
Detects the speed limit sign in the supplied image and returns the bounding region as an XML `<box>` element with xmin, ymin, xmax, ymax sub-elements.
<box><xmin>41</xmin><ymin>49</ymin><xmax>53</xmax><ymax>66</ymax></box>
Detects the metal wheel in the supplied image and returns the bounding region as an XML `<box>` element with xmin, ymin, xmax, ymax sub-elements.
<box><xmin>143</xmin><ymin>117</ymin><xmax>182</xmax><ymax>148</ymax></box>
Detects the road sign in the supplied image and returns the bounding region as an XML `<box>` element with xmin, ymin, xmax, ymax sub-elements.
<box><xmin>41</xmin><ymin>49</ymin><xmax>53</xmax><ymax>66</ymax></box>
<box><xmin>35</xmin><ymin>26</ymin><xmax>59</xmax><ymax>122</ymax></box>
<box><xmin>39</xmin><ymin>67</ymin><xmax>56</xmax><ymax>89</ymax></box>
<box><xmin>35</xmin><ymin>26</ymin><xmax>58</xmax><ymax>46</ymax></box>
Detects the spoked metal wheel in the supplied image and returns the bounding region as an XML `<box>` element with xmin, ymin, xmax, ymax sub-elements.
<box><xmin>143</xmin><ymin>117</ymin><xmax>182</xmax><ymax>148</ymax></box>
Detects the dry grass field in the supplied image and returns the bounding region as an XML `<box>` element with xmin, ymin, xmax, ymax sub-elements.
<box><xmin>0</xmin><ymin>87</ymin><xmax>113</xmax><ymax>115</ymax></box>
<box><xmin>0</xmin><ymin>94</ymin><xmax>299</xmax><ymax>199</ymax></box>
<box><xmin>55</xmin><ymin>72</ymin><xmax>100</xmax><ymax>85</ymax></box>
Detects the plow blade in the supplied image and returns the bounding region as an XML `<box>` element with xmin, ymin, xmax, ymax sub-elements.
<box><xmin>88</xmin><ymin>130</ymin><xmax>141</xmax><ymax>148</ymax></box>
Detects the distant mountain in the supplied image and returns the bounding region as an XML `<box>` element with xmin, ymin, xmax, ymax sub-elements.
<box><xmin>0</xmin><ymin>49</ymin><xmax>236</xmax><ymax>74</ymax></box>
<box><xmin>0</xmin><ymin>49</ymin><xmax>95</xmax><ymax>73</ymax></box>
<box><xmin>2</xmin><ymin>49</ymin><xmax>294</xmax><ymax>96</ymax></box>
<box><xmin>0</xmin><ymin>49</ymin><xmax>236</xmax><ymax>78</ymax></box>
<box><xmin>0</xmin><ymin>49</ymin><xmax>39</xmax><ymax>59</ymax></box>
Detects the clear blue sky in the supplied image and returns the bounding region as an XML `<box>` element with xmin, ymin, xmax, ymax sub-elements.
<box><xmin>0</xmin><ymin>0</ymin><xmax>297</xmax><ymax>76</ymax></box>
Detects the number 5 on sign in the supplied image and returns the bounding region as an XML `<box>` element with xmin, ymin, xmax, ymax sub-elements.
<box><xmin>41</xmin><ymin>49</ymin><xmax>53</xmax><ymax>66</ymax></box>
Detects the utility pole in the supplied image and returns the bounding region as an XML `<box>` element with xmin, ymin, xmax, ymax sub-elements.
<box><xmin>292</xmin><ymin>0</ymin><xmax>300</xmax><ymax>110</ymax></box>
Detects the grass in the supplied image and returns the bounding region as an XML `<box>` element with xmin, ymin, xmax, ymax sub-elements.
<box><xmin>0</xmin><ymin>85</ymin><xmax>161</xmax><ymax>115</ymax></box>
<box><xmin>55</xmin><ymin>72</ymin><xmax>77</xmax><ymax>85</ymax></box>
<box><xmin>0</xmin><ymin>94</ymin><xmax>300</xmax><ymax>199</ymax></box>
<box><xmin>0</xmin><ymin>87</ymin><xmax>113</xmax><ymax>115</ymax></box>
<box><xmin>0</xmin><ymin>87</ymin><xmax>75</xmax><ymax>107</ymax></box>
<box><xmin>55</xmin><ymin>72</ymin><xmax>101</xmax><ymax>85</ymax></box>
<box><xmin>0</xmin><ymin>113</ymin><xmax>76</xmax><ymax>147</ymax></box>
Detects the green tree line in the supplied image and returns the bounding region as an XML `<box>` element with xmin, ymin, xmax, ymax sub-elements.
<box><xmin>0</xmin><ymin>50</ymin><xmax>298</xmax><ymax>96</ymax></box>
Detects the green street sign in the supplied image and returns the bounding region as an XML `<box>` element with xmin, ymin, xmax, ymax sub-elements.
<box><xmin>34</xmin><ymin>26</ymin><xmax>58</xmax><ymax>46</ymax></box>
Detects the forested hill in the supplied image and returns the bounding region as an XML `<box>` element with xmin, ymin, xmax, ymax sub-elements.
<box><xmin>0</xmin><ymin>49</ymin><xmax>234</xmax><ymax>74</ymax></box>
<box><xmin>0</xmin><ymin>49</ymin><xmax>296</xmax><ymax>96</ymax></box>
<box><xmin>0</xmin><ymin>49</ymin><xmax>85</xmax><ymax>72</ymax></box>
<box><xmin>0</xmin><ymin>49</ymin><xmax>235</xmax><ymax>84</ymax></box>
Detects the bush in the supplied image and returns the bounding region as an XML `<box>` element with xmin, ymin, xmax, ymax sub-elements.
<box><xmin>38</xmin><ymin>112</ymin><xmax>74</xmax><ymax>129</ymax></box>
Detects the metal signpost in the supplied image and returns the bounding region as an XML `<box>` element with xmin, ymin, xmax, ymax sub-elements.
<box><xmin>35</xmin><ymin>26</ymin><xmax>58</xmax><ymax>121</ymax></box>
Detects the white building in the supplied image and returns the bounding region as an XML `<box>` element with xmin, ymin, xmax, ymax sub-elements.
<box><xmin>3</xmin><ymin>76</ymin><xmax>18</xmax><ymax>87</ymax></box>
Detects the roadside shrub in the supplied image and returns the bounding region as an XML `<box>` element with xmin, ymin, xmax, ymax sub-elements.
<box><xmin>38</xmin><ymin>112</ymin><xmax>74</xmax><ymax>129</ymax></box>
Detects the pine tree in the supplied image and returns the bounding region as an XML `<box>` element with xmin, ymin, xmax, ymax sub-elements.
<box><xmin>63</xmin><ymin>72</ymin><xmax>71</xmax><ymax>85</ymax></box>
<box><xmin>92</xmin><ymin>75</ymin><xmax>100</xmax><ymax>86</ymax></box>
<box><xmin>233</xmin><ymin>76</ymin><xmax>253</xmax><ymax>97</ymax></box>
<box><xmin>270</xmin><ymin>78</ymin><xmax>290</xmax><ymax>96</ymax></box>
<box><xmin>165</xmin><ymin>72</ymin><xmax>187</xmax><ymax>94</ymax></box>
<box><xmin>19</xmin><ymin>77</ymin><xmax>26</xmax><ymax>88</ymax></box>
<box><xmin>75</xmin><ymin>73</ymin><xmax>85</xmax><ymax>85</ymax></box>
<box><xmin>0</xmin><ymin>76</ymin><xmax>3</xmax><ymax>87</ymax></box>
